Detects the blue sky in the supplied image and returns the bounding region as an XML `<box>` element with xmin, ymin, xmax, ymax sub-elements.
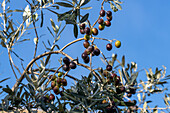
<box><xmin>0</xmin><ymin>0</ymin><xmax>170</xmax><ymax>110</ymax></box>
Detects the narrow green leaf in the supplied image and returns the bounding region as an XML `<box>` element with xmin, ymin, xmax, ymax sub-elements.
<box><xmin>80</xmin><ymin>13</ymin><xmax>89</xmax><ymax>23</ymax></box>
<box><xmin>115</xmin><ymin>3</ymin><xmax>122</xmax><ymax>10</ymax></box>
<box><xmin>40</xmin><ymin>10</ymin><xmax>44</xmax><ymax>27</ymax></box>
<box><xmin>17</xmin><ymin>39</ymin><xmax>30</xmax><ymax>43</ymax></box>
<box><xmin>55</xmin><ymin>2</ymin><xmax>73</xmax><ymax>7</ymax></box>
<box><xmin>81</xmin><ymin>7</ymin><xmax>92</xmax><ymax>10</ymax></box>
<box><xmin>1</xmin><ymin>40</ymin><xmax>6</xmax><ymax>48</ymax></box>
<box><xmin>61</xmin><ymin>0</ymin><xmax>73</xmax><ymax>4</ymax></box>
<box><xmin>3</xmin><ymin>86</ymin><xmax>13</xmax><ymax>95</ymax></box>
<box><xmin>42</xmin><ymin>41</ymin><xmax>51</xmax><ymax>50</ymax></box>
<box><xmin>74</xmin><ymin>24</ymin><xmax>78</xmax><ymax>38</ymax></box>
<box><xmin>50</xmin><ymin>18</ymin><xmax>57</xmax><ymax>34</ymax></box>
<box><xmin>8</xmin><ymin>21</ymin><xmax>14</xmax><ymax>32</ymax></box>
<box><xmin>46</xmin><ymin>8</ymin><xmax>59</xmax><ymax>15</ymax></box>
<box><xmin>7</xmin><ymin>9</ymin><xmax>23</xmax><ymax>13</ymax></box>
<box><xmin>80</xmin><ymin>0</ymin><xmax>91</xmax><ymax>6</ymax></box>
<box><xmin>122</xmin><ymin>55</ymin><xmax>125</xmax><ymax>67</ymax></box>
<box><xmin>63</xmin><ymin>92</ymin><xmax>78</xmax><ymax>102</ymax></box>
<box><xmin>47</xmin><ymin>27</ymin><xmax>54</xmax><ymax>37</ymax></box>
<box><xmin>129</xmin><ymin>72</ymin><xmax>138</xmax><ymax>85</ymax></box>
<box><xmin>51</xmin><ymin>5</ymin><xmax>59</xmax><ymax>9</ymax></box>
<box><xmin>28</xmin><ymin>83</ymin><xmax>35</xmax><ymax>96</ymax></box>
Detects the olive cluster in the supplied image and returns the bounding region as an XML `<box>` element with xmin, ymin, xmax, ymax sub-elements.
<box><xmin>103</xmin><ymin>72</ymin><xmax>121</xmax><ymax>87</ymax></box>
<box><xmin>50</xmin><ymin>72</ymin><xmax>67</xmax><ymax>95</ymax></box>
<box><xmin>110</xmin><ymin>73</ymin><xmax>137</xmax><ymax>102</ymax></box>
<box><xmin>42</xmin><ymin>93</ymin><xmax>55</xmax><ymax>103</ymax></box>
<box><xmin>79</xmin><ymin>23</ymin><xmax>98</xmax><ymax>36</ymax></box>
<box><xmin>81</xmin><ymin>42</ymin><xmax>101</xmax><ymax>64</ymax></box>
<box><xmin>102</xmin><ymin>71</ymin><xmax>138</xmax><ymax>112</ymax></box>
<box><xmin>98</xmin><ymin>10</ymin><xmax>112</xmax><ymax>30</ymax></box>
<box><xmin>79</xmin><ymin>10</ymin><xmax>121</xmax><ymax>67</ymax></box>
<box><xmin>62</xmin><ymin>57</ymin><xmax>77</xmax><ymax>71</ymax></box>
<box><xmin>126</xmin><ymin>86</ymin><xmax>137</xmax><ymax>98</ymax></box>
<box><xmin>105</xmin><ymin>41</ymin><xmax>121</xmax><ymax>72</ymax></box>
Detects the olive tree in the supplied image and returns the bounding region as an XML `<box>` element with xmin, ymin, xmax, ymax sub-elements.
<box><xmin>0</xmin><ymin>0</ymin><xmax>170</xmax><ymax>113</ymax></box>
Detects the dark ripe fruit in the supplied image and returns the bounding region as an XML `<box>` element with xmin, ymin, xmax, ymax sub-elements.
<box><xmin>69</xmin><ymin>61</ymin><xmax>77</xmax><ymax>69</ymax></box>
<box><xmin>92</xmin><ymin>28</ymin><xmax>98</xmax><ymax>36</ymax></box>
<box><xmin>115</xmin><ymin>76</ymin><xmax>121</xmax><ymax>85</ymax></box>
<box><xmin>83</xmin><ymin>56</ymin><xmax>90</xmax><ymax>63</ymax></box>
<box><xmin>84</xmin><ymin>49</ymin><xmax>90</xmax><ymax>55</ymax></box>
<box><xmin>79</xmin><ymin>23</ymin><xmax>85</xmax><ymax>29</ymax></box>
<box><xmin>106</xmin><ymin>16</ymin><xmax>112</xmax><ymax>21</ymax></box>
<box><xmin>98</xmin><ymin>24</ymin><xmax>105</xmax><ymax>30</ymax></box>
<box><xmin>81</xmin><ymin>52</ymin><xmax>88</xmax><ymax>60</ymax></box>
<box><xmin>106</xmin><ymin>43</ymin><xmax>112</xmax><ymax>51</ymax></box>
<box><xmin>51</xmin><ymin>81</ymin><xmax>56</xmax><ymax>88</ymax></box>
<box><xmin>63</xmin><ymin>57</ymin><xmax>70</xmax><ymax>65</ymax></box>
<box><xmin>87</xmin><ymin>45</ymin><xmax>94</xmax><ymax>53</ymax></box>
<box><xmin>58</xmin><ymin>72</ymin><xmax>63</xmax><ymax>77</ymax></box>
<box><xmin>80</xmin><ymin>29</ymin><xmax>85</xmax><ymax>34</ymax></box>
<box><xmin>100</xmin><ymin>9</ymin><xmax>105</xmax><ymax>17</ymax></box>
<box><xmin>56</xmin><ymin>78</ymin><xmax>61</xmax><ymax>84</ymax></box>
<box><xmin>98</xmin><ymin>18</ymin><xmax>104</xmax><ymax>24</ymax></box>
<box><xmin>105</xmin><ymin>21</ymin><xmax>111</xmax><ymax>27</ymax></box>
<box><xmin>130</xmin><ymin>88</ymin><xmax>136</xmax><ymax>94</ymax></box>
<box><xmin>127</xmin><ymin>93</ymin><xmax>132</xmax><ymax>98</ymax></box>
<box><xmin>61</xmin><ymin>78</ymin><xmax>67</xmax><ymax>86</ymax></box>
<box><xmin>106</xmin><ymin>65</ymin><xmax>112</xmax><ymax>71</ymax></box>
<box><xmin>111</xmin><ymin>73</ymin><xmax>117</xmax><ymax>79</ymax></box>
<box><xmin>148</xmin><ymin>93</ymin><xmax>150</xmax><ymax>96</ymax></box>
<box><xmin>115</xmin><ymin>40</ymin><xmax>121</xmax><ymax>48</ymax></box>
<box><xmin>63</xmin><ymin>64</ymin><xmax>70</xmax><ymax>71</ymax></box>
<box><xmin>93</xmin><ymin>48</ymin><xmax>100</xmax><ymax>56</ymax></box>
<box><xmin>49</xmin><ymin>94</ymin><xmax>55</xmax><ymax>101</ymax></box>
<box><xmin>53</xmin><ymin>86</ymin><xmax>59</xmax><ymax>95</ymax></box>
<box><xmin>84</xmin><ymin>34</ymin><xmax>90</xmax><ymax>41</ymax></box>
<box><xmin>83</xmin><ymin>41</ymin><xmax>90</xmax><ymax>48</ymax></box>
<box><xmin>84</xmin><ymin>27</ymin><xmax>91</xmax><ymax>35</ymax></box>
<box><xmin>107</xmin><ymin>11</ymin><xmax>112</xmax><ymax>17</ymax></box>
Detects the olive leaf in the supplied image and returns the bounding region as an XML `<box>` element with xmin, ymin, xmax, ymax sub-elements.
<box><xmin>80</xmin><ymin>13</ymin><xmax>89</xmax><ymax>23</ymax></box>
<box><xmin>74</xmin><ymin>24</ymin><xmax>78</xmax><ymax>38</ymax></box>
<box><xmin>55</xmin><ymin>2</ymin><xmax>73</xmax><ymax>8</ymax></box>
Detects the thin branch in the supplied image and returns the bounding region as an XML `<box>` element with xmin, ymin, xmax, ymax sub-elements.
<box><xmin>92</xmin><ymin>15</ymin><xmax>101</xmax><ymax>28</ymax></box>
<box><xmin>32</xmin><ymin>19</ymin><xmax>39</xmax><ymax>58</ymax></box>
<box><xmin>60</xmin><ymin>38</ymin><xmax>84</xmax><ymax>51</ymax></box>
<box><xmin>12</xmin><ymin>37</ymin><xmax>111</xmax><ymax>91</ymax></box>
<box><xmin>12</xmin><ymin>50</ymin><xmax>101</xmax><ymax>91</ymax></box>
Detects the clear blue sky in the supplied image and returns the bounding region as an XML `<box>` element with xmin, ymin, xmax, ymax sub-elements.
<box><xmin>0</xmin><ymin>0</ymin><xmax>170</xmax><ymax>110</ymax></box>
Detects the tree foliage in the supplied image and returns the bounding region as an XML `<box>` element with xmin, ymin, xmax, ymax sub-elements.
<box><xmin>0</xmin><ymin>0</ymin><xmax>170</xmax><ymax>113</ymax></box>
